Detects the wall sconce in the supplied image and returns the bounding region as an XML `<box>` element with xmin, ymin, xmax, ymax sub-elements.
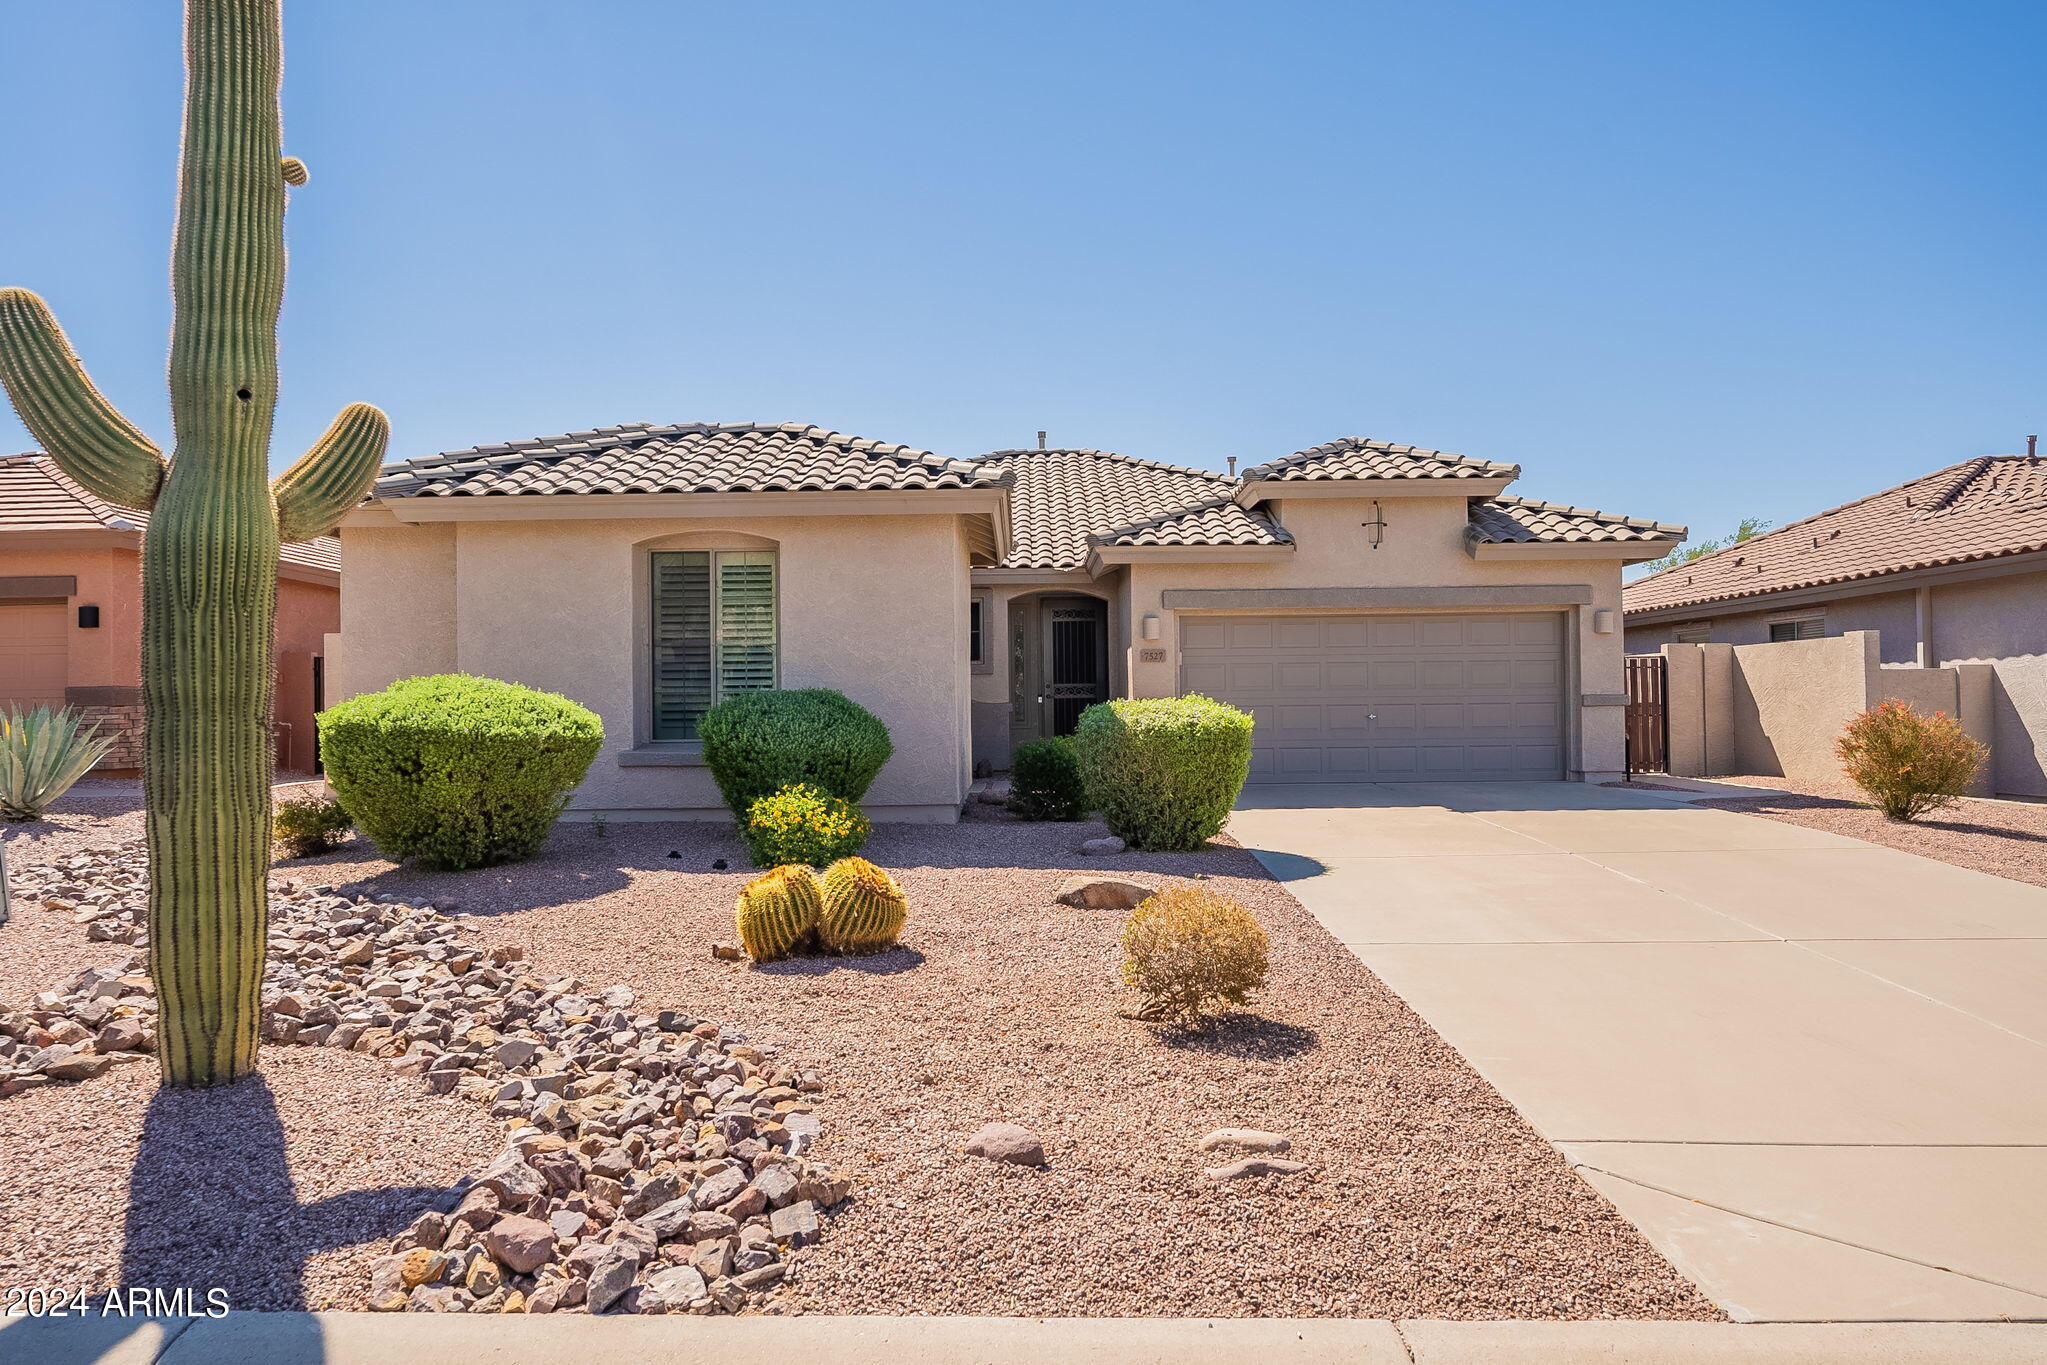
<box><xmin>77</xmin><ymin>605</ymin><xmax>101</xmax><ymax>629</ymax></box>
<box><xmin>1361</xmin><ymin>500</ymin><xmax>1387</xmax><ymax>549</ymax></box>
<box><xmin>1141</xmin><ymin>614</ymin><xmax>1161</xmax><ymax>641</ymax></box>
<box><xmin>1593</xmin><ymin>608</ymin><xmax>1615</xmax><ymax>635</ymax></box>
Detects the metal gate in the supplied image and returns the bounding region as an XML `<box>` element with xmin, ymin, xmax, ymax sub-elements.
<box><xmin>1623</xmin><ymin>654</ymin><xmax>1668</xmax><ymax>776</ymax></box>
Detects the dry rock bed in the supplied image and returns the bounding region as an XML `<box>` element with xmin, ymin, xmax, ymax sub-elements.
<box><xmin>288</xmin><ymin>813</ymin><xmax>1720</xmax><ymax>1320</ymax></box>
<box><xmin>0</xmin><ymin>841</ymin><xmax>852</xmax><ymax>1316</ymax></box>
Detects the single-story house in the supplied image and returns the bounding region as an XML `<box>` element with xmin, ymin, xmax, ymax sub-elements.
<box><xmin>331</xmin><ymin>422</ymin><xmax>1684</xmax><ymax>821</ymax></box>
<box><xmin>1623</xmin><ymin>453</ymin><xmax>2047</xmax><ymax>796</ymax></box>
<box><xmin>0</xmin><ymin>453</ymin><xmax>341</xmax><ymax>773</ymax></box>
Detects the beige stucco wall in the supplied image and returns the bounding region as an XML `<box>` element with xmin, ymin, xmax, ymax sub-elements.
<box><xmin>1627</xmin><ymin>564</ymin><xmax>2047</xmax><ymax>796</ymax></box>
<box><xmin>1116</xmin><ymin>496</ymin><xmax>1632</xmax><ymax>780</ymax></box>
<box><xmin>335</xmin><ymin>511</ymin><xmax>973</xmax><ymax>820</ymax></box>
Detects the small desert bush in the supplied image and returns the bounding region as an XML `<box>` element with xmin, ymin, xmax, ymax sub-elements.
<box><xmin>743</xmin><ymin>783</ymin><xmax>871</xmax><ymax>868</ymax></box>
<box><xmin>319</xmin><ymin>674</ymin><xmax>603</xmax><ymax>870</ymax></box>
<box><xmin>1073</xmin><ymin>695</ymin><xmax>1254</xmax><ymax>851</ymax></box>
<box><xmin>1006</xmin><ymin>736</ymin><xmax>1088</xmax><ymax>821</ymax></box>
<box><xmin>273</xmin><ymin>795</ymin><xmax>352</xmax><ymax>858</ymax></box>
<box><xmin>699</xmin><ymin>689</ymin><xmax>893</xmax><ymax>821</ymax></box>
<box><xmin>1119</xmin><ymin>884</ymin><xmax>1270</xmax><ymax>1026</ymax></box>
<box><xmin>0</xmin><ymin>705</ymin><xmax>112</xmax><ymax>822</ymax></box>
<box><xmin>1836</xmin><ymin>698</ymin><xmax>1987</xmax><ymax>822</ymax></box>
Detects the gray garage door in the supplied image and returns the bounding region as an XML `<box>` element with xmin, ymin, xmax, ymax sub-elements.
<box><xmin>1179</xmin><ymin>613</ymin><xmax>1565</xmax><ymax>782</ymax></box>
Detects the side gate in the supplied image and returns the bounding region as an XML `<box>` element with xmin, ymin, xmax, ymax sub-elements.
<box><xmin>1623</xmin><ymin>654</ymin><xmax>1668</xmax><ymax>776</ymax></box>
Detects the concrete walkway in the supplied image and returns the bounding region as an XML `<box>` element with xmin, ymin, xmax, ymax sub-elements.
<box><xmin>1228</xmin><ymin>781</ymin><xmax>2047</xmax><ymax>1324</ymax></box>
<box><xmin>5</xmin><ymin>1312</ymin><xmax>2046</xmax><ymax>1364</ymax></box>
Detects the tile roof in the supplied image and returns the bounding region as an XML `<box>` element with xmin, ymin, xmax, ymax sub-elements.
<box><xmin>979</xmin><ymin>448</ymin><xmax>1288</xmax><ymax>569</ymax></box>
<box><xmin>1468</xmin><ymin>494</ymin><xmax>1685</xmax><ymax>546</ymax></box>
<box><xmin>1624</xmin><ymin>455</ymin><xmax>2047</xmax><ymax>615</ymax></box>
<box><xmin>1241</xmin><ymin>436</ymin><xmax>1520</xmax><ymax>483</ymax></box>
<box><xmin>1</xmin><ymin>454</ymin><xmax>340</xmax><ymax>574</ymax></box>
<box><xmin>376</xmin><ymin>422</ymin><xmax>1004</xmax><ymax>499</ymax></box>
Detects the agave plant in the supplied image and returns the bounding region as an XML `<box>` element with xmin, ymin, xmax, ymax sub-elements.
<box><xmin>0</xmin><ymin>705</ymin><xmax>114</xmax><ymax>822</ymax></box>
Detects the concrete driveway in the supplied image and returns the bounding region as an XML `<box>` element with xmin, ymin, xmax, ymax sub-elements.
<box><xmin>1228</xmin><ymin>782</ymin><xmax>2047</xmax><ymax>1324</ymax></box>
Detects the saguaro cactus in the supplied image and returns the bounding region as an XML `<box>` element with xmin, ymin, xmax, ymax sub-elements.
<box><xmin>0</xmin><ymin>0</ymin><xmax>387</xmax><ymax>1086</ymax></box>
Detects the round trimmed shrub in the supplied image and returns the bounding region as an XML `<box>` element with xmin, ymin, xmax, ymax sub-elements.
<box><xmin>318</xmin><ymin>674</ymin><xmax>603</xmax><ymax>870</ymax></box>
<box><xmin>1006</xmin><ymin>736</ymin><xmax>1088</xmax><ymax>821</ymax></box>
<box><xmin>698</xmin><ymin>688</ymin><xmax>892</xmax><ymax>820</ymax></box>
<box><xmin>742</xmin><ymin>782</ymin><xmax>871</xmax><ymax>869</ymax></box>
<box><xmin>1072</xmin><ymin>695</ymin><xmax>1253</xmax><ymax>851</ymax></box>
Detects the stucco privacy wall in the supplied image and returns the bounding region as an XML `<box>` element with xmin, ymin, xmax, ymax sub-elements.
<box><xmin>1658</xmin><ymin>632</ymin><xmax>1994</xmax><ymax>793</ymax></box>
<box><xmin>1628</xmin><ymin>588</ymin><xmax>1922</xmax><ymax>664</ymax></box>
<box><xmin>1118</xmin><ymin>497</ymin><xmax>1630</xmax><ymax>779</ymax></box>
<box><xmin>1924</xmin><ymin>571</ymin><xmax>2047</xmax><ymax>796</ymax></box>
<box><xmin>335</xmin><ymin>512</ymin><xmax>973</xmax><ymax>820</ymax></box>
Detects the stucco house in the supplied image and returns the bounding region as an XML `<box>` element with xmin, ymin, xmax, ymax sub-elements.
<box><xmin>331</xmin><ymin>422</ymin><xmax>1684</xmax><ymax>821</ymax></box>
<box><xmin>0</xmin><ymin>454</ymin><xmax>340</xmax><ymax>773</ymax></box>
<box><xmin>1623</xmin><ymin>453</ymin><xmax>2047</xmax><ymax>796</ymax></box>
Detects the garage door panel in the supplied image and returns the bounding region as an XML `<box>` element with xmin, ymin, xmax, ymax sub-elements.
<box><xmin>1180</xmin><ymin>612</ymin><xmax>1564</xmax><ymax>783</ymax></box>
<box><xmin>0</xmin><ymin>604</ymin><xmax>70</xmax><ymax>710</ymax></box>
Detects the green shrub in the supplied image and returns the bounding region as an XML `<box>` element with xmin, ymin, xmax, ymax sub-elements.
<box><xmin>1836</xmin><ymin>698</ymin><xmax>1987</xmax><ymax>821</ymax></box>
<box><xmin>0</xmin><ymin>705</ymin><xmax>112</xmax><ymax>822</ymax></box>
<box><xmin>1072</xmin><ymin>695</ymin><xmax>1254</xmax><ymax>851</ymax></box>
<box><xmin>1120</xmin><ymin>884</ymin><xmax>1270</xmax><ymax>1025</ymax></box>
<box><xmin>273</xmin><ymin>794</ymin><xmax>352</xmax><ymax>858</ymax></box>
<box><xmin>1007</xmin><ymin>736</ymin><xmax>1088</xmax><ymax>821</ymax></box>
<box><xmin>318</xmin><ymin>674</ymin><xmax>603</xmax><ymax>870</ymax></box>
<box><xmin>699</xmin><ymin>689</ymin><xmax>892</xmax><ymax>819</ymax></box>
<box><xmin>742</xmin><ymin>782</ymin><xmax>871</xmax><ymax>868</ymax></box>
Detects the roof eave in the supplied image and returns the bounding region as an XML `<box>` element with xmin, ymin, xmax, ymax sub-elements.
<box><xmin>1466</xmin><ymin>538</ymin><xmax>1680</xmax><ymax>563</ymax></box>
<box><xmin>363</xmin><ymin>487</ymin><xmax>1010</xmax><ymax>523</ymax></box>
<box><xmin>1622</xmin><ymin>545</ymin><xmax>2047</xmax><ymax>622</ymax></box>
<box><xmin>1234</xmin><ymin>476</ymin><xmax>1516</xmax><ymax>507</ymax></box>
<box><xmin>1083</xmin><ymin>543</ymin><xmax>1295</xmax><ymax>576</ymax></box>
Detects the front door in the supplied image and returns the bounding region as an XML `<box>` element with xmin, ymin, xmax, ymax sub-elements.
<box><xmin>1009</xmin><ymin>595</ymin><xmax>1109</xmax><ymax>752</ymax></box>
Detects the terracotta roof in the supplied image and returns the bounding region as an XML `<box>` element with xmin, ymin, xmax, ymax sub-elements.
<box><xmin>1624</xmin><ymin>456</ymin><xmax>2047</xmax><ymax>615</ymax></box>
<box><xmin>376</xmin><ymin>422</ymin><xmax>1004</xmax><ymax>499</ymax></box>
<box><xmin>1</xmin><ymin>454</ymin><xmax>340</xmax><ymax>575</ymax></box>
<box><xmin>1469</xmin><ymin>495</ymin><xmax>1685</xmax><ymax>546</ymax></box>
<box><xmin>979</xmin><ymin>448</ymin><xmax>1288</xmax><ymax>569</ymax></box>
<box><xmin>1241</xmin><ymin>436</ymin><xmax>1519</xmax><ymax>484</ymax></box>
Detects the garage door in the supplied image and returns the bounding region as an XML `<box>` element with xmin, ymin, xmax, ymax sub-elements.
<box><xmin>0</xmin><ymin>603</ymin><xmax>70</xmax><ymax>710</ymax></box>
<box><xmin>1180</xmin><ymin>613</ymin><xmax>1564</xmax><ymax>782</ymax></box>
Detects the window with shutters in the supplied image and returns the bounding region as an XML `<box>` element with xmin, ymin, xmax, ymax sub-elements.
<box><xmin>650</xmin><ymin>551</ymin><xmax>777</xmax><ymax>740</ymax></box>
<box><xmin>1672</xmin><ymin>621</ymin><xmax>1711</xmax><ymax>644</ymax></box>
<box><xmin>1767</xmin><ymin>613</ymin><xmax>1825</xmax><ymax>643</ymax></box>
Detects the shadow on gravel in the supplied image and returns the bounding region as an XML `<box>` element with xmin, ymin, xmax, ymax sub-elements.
<box><xmin>1156</xmin><ymin>1013</ymin><xmax>1321</xmax><ymax>1061</ymax></box>
<box><xmin>752</xmin><ymin>946</ymin><xmax>928</xmax><ymax>976</ymax></box>
<box><xmin>99</xmin><ymin>1075</ymin><xmax>455</xmax><ymax>1335</ymax></box>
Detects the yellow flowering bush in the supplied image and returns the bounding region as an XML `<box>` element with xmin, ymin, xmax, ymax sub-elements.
<box><xmin>742</xmin><ymin>782</ymin><xmax>871</xmax><ymax>868</ymax></box>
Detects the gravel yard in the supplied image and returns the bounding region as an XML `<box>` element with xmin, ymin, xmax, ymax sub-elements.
<box><xmin>284</xmin><ymin>808</ymin><xmax>1712</xmax><ymax>1320</ymax></box>
<box><xmin>0</xmin><ymin>1044</ymin><xmax>502</xmax><ymax>1310</ymax></box>
<box><xmin>1</xmin><ymin>792</ymin><xmax>1718</xmax><ymax>1319</ymax></box>
<box><xmin>1694</xmin><ymin>779</ymin><xmax>2047</xmax><ymax>890</ymax></box>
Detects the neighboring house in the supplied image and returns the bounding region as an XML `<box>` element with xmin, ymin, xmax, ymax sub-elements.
<box><xmin>332</xmin><ymin>422</ymin><xmax>1683</xmax><ymax>821</ymax></box>
<box><xmin>1623</xmin><ymin>454</ymin><xmax>2047</xmax><ymax>796</ymax></box>
<box><xmin>0</xmin><ymin>454</ymin><xmax>340</xmax><ymax>773</ymax></box>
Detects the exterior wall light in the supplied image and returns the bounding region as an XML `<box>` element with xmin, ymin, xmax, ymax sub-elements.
<box><xmin>1142</xmin><ymin>614</ymin><xmax>1161</xmax><ymax>641</ymax></box>
<box><xmin>1593</xmin><ymin>608</ymin><xmax>1615</xmax><ymax>635</ymax></box>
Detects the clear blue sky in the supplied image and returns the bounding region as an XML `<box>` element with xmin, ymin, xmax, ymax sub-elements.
<box><xmin>3</xmin><ymin>1</ymin><xmax>2040</xmax><ymax>549</ymax></box>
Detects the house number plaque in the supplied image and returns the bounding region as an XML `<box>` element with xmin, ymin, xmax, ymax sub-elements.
<box><xmin>1139</xmin><ymin>648</ymin><xmax>1167</xmax><ymax>663</ymax></box>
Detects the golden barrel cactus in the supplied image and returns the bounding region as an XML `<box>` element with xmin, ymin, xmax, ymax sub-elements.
<box><xmin>734</xmin><ymin>864</ymin><xmax>822</xmax><ymax>962</ymax></box>
<box><xmin>817</xmin><ymin>856</ymin><xmax>908</xmax><ymax>955</ymax></box>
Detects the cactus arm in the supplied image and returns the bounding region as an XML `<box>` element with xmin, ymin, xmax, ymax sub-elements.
<box><xmin>280</xmin><ymin>156</ymin><xmax>307</xmax><ymax>186</ymax></box>
<box><xmin>0</xmin><ymin>288</ymin><xmax>165</xmax><ymax>509</ymax></box>
<box><xmin>273</xmin><ymin>401</ymin><xmax>388</xmax><ymax>540</ymax></box>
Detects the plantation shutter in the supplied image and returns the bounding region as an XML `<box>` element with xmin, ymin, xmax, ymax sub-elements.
<box><xmin>716</xmin><ymin>553</ymin><xmax>777</xmax><ymax>698</ymax></box>
<box><xmin>650</xmin><ymin>550</ymin><xmax>777</xmax><ymax>741</ymax></box>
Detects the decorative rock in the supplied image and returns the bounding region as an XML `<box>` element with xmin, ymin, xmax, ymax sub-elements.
<box><xmin>751</xmin><ymin>1164</ymin><xmax>801</xmax><ymax>1208</ymax></box>
<box><xmin>643</xmin><ymin>1264</ymin><xmax>707</xmax><ymax>1311</ymax></box>
<box><xmin>769</xmin><ymin>1200</ymin><xmax>819</xmax><ymax>1247</ymax></box>
<box><xmin>41</xmin><ymin>1049</ymin><xmax>114</xmax><ymax>1081</ymax></box>
<box><xmin>1204</xmin><ymin>1156</ymin><xmax>1311</xmax><ymax>1181</ymax></box>
<box><xmin>964</xmin><ymin>1122</ymin><xmax>1046</xmax><ymax>1167</ymax></box>
<box><xmin>584</xmin><ymin>1243</ymin><xmax>639</xmax><ymax>1314</ymax></box>
<box><xmin>1079</xmin><ymin>836</ymin><xmax>1126</xmax><ymax>856</ymax></box>
<box><xmin>481</xmin><ymin>1215</ymin><xmax>555</xmax><ymax>1274</ymax></box>
<box><xmin>694</xmin><ymin>1167</ymin><xmax>749</xmax><ymax>1210</ymax></box>
<box><xmin>367</xmin><ymin>1254</ymin><xmax>409</xmax><ymax>1311</ymax></box>
<box><xmin>710</xmin><ymin>942</ymin><xmax>746</xmax><ymax>962</ymax></box>
<box><xmin>1053</xmin><ymin>876</ymin><xmax>1154</xmax><ymax>910</ymax></box>
<box><xmin>1196</xmin><ymin>1128</ymin><xmax>1291</xmax><ymax>1155</ymax></box>
<box><xmin>94</xmin><ymin>1018</ymin><xmax>152</xmax><ymax>1053</ymax></box>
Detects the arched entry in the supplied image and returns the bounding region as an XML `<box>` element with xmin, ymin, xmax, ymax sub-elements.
<box><xmin>1009</xmin><ymin>593</ymin><xmax>1109</xmax><ymax>750</ymax></box>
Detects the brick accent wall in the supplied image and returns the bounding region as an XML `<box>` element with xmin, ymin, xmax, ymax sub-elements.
<box><xmin>75</xmin><ymin>703</ymin><xmax>144</xmax><ymax>771</ymax></box>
